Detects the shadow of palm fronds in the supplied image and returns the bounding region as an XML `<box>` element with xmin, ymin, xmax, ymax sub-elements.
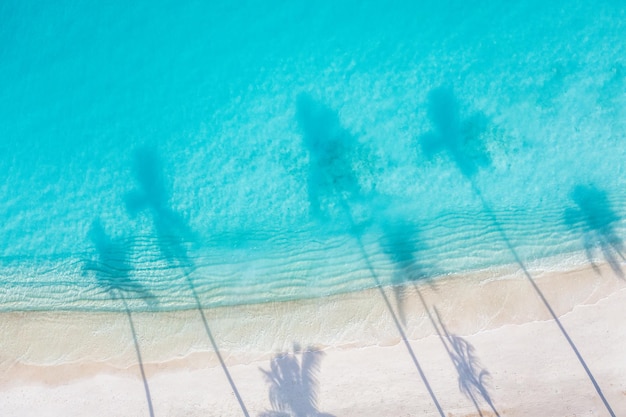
<box><xmin>419</xmin><ymin>86</ymin><xmax>616</xmax><ymax>417</ymax></box>
<box><xmin>296</xmin><ymin>93</ymin><xmax>363</xmax><ymax>224</ymax></box>
<box><xmin>379</xmin><ymin>218</ymin><xmax>434</xmax><ymax>326</ymax></box>
<box><xmin>259</xmin><ymin>344</ymin><xmax>335</xmax><ymax>417</ymax></box>
<box><xmin>125</xmin><ymin>147</ymin><xmax>196</xmax><ymax>269</ymax></box>
<box><xmin>432</xmin><ymin>308</ymin><xmax>499</xmax><ymax>417</ymax></box>
<box><xmin>296</xmin><ymin>93</ymin><xmax>445</xmax><ymax>416</ymax></box>
<box><xmin>420</xmin><ymin>86</ymin><xmax>491</xmax><ymax>180</ymax></box>
<box><xmin>564</xmin><ymin>185</ymin><xmax>625</xmax><ymax>279</ymax></box>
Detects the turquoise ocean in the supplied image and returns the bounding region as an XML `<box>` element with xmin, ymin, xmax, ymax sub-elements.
<box><xmin>1</xmin><ymin>0</ymin><xmax>625</xmax><ymax>312</ymax></box>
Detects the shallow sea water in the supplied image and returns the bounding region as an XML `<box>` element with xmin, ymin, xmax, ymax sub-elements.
<box><xmin>1</xmin><ymin>0</ymin><xmax>626</xmax><ymax>311</ymax></box>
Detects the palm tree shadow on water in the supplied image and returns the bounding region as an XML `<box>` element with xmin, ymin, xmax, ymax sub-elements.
<box><xmin>296</xmin><ymin>93</ymin><xmax>446</xmax><ymax>417</ymax></box>
<box><xmin>258</xmin><ymin>344</ymin><xmax>335</xmax><ymax>417</ymax></box>
<box><xmin>420</xmin><ymin>86</ymin><xmax>616</xmax><ymax>416</ymax></box>
<box><xmin>83</xmin><ymin>219</ymin><xmax>157</xmax><ymax>417</ymax></box>
<box><xmin>125</xmin><ymin>147</ymin><xmax>250</xmax><ymax>417</ymax></box>
<box><xmin>379</xmin><ymin>218</ymin><xmax>434</xmax><ymax>326</ymax></box>
<box><xmin>564</xmin><ymin>184</ymin><xmax>625</xmax><ymax>280</ymax></box>
<box><xmin>380</xmin><ymin>219</ymin><xmax>500</xmax><ymax>417</ymax></box>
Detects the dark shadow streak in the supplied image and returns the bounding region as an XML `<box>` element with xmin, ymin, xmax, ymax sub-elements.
<box><xmin>354</xmin><ymin>235</ymin><xmax>445</xmax><ymax>417</ymax></box>
<box><xmin>297</xmin><ymin>94</ymin><xmax>445</xmax><ymax>417</ymax></box>
<box><xmin>258</xmin><ymin>343</ymin><xmax>335</xmax><ymax>417</ymax></box>
<box><xmin>126</xmin><ymin>148</ymin><xmax>250</xmax><ymax>417</ymax></box>
<box><xmin>84</xmin><ymin>219</ymin><xmax>156</xmax><ymax>417</ymax></box>
<box><xmin>420</xmin><ymin>86</ymin><xmax>616</xmax><ymax>417</ymax></box>
<box><xmin>476</xmin><ymin>190</ymin><xmax>615</xmax><ymax>417</ymax></box>
<box><xmin>565</xmin><ymin>185</ymin><xmax>625</xmax><ymax>280</ymax></box>
<box><xmin>121</xmin><ymin>296</ymin><xmax>154</xmax><ymax>417</ymax></box>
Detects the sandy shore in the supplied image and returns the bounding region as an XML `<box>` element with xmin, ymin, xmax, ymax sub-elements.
<box><xmin>1</xmin><ymin>261</ymin><xmax>625</xmax><ymax>416</ymax></box>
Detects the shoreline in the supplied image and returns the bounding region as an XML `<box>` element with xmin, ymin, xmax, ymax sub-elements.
<box><xmin>1</xmin><ymin>260</ymin><xmax>625</xmax><ymax>416</ymax></box>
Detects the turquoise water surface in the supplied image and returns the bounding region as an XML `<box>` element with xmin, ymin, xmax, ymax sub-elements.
<box><xmin>1</xmin><ymin>0</ymin><xmax>625</xmax><ymax>311</ymax></box>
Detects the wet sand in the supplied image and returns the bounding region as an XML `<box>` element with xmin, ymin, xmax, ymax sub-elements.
<box><xmin>1</xmin><ymin>261</ymin><xmax>625</xmax><ymax>416</ymax></box>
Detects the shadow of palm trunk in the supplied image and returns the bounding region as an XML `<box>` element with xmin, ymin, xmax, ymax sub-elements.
<box><xmin>380</xmin><ymin>219</ymin><xmax>500</xmax><ymax>417</ymax></box>
<box><xmin>85</xmin><ymin>219</ymin><xmax>157</xmax><ymax>416</ymax></box>
<box><xmin>126</xmin><ymin>147</ymin><xmax>250</xmax><ymax>417</ymax></box>
<box><xmin>296</xmin><ymin>94</ymin><xmax>445</xmax><ymax>417</ymax></box>
<box><xmin>154</xmin><ymin>243</ymin><xmax>250</xmax><ymax>417</ymax></box>
<box><xmin>420</xmin><ymin>86</ymin><xmax>615</xmax><ymax>417</ymax></box>
<box><xmin>153</xmin><ymin>240</ymin><xmax>250</xmax><ymax>417</ymax></box>
<box><xmin>470</xmin><ymin>184</ymin><xmax>615</xmax><ymax>417</ymax></box>
<box><xmin>157</xmin><ymin>240</ymin><xmax>250</xmax><ymax>417</ymax></box>
<box><xmin>340</xmin><ymin>202</ymin><xmax>445</xmax><ymax>417</ymax></box>
<box><xmin>183</xmin><ymin>269</ymin><xmax>251</xmax><ymax>417</ymax></box>
<box><xmin>120</xmin><ymin>293</ymin><xmax>155</xmax><ymax>417</ymax></box>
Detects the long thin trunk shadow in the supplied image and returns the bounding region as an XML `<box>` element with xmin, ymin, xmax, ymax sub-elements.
<box><xmin>341</xmin><ymin>202</ymin><xmax>445</xmax><ymax>417</ymax></box>
<box><xmin>158</xmin><ymin>249</ymin><xmax>250</xmax><ymax>417</ymax></box>
<box><xmin>121</xmin><ymin>294</ymin><xmax>155</xmax><ymax>417</ymax></box>
<box><xmin>296</xmin><ymin>95</ymin><xmax>444</xmax><ymax>415</ymax></box>
<box><xmin>161</xmin><ymin>252</ymin><xmax>250</xmax><ymax>417</ymax></box>
<box><xmin>160</xmin><ymin>245</ymin><xmax>250</xmax><ymax>417</ymax></box>
<box><xmin>419</xmin><ymin>86</ymin><xmax>613</xmax><ymax>415</ymax></box>
<box><xmin>184</xmin><ymin>271</ymin><xmax>251</xmax><ymax>417</ymax></box>
<box><xmin>126</xmin><ymin>147</ymin><xmax>250</xmax><ymax>417</ymax></box>
<box><xmin>472</xmin><ymin>184</ymin><xmax>616</xmax><ymax>417</ymax></box>
<box><xmin>85</xmin><ymin>220</ymin><xmax>156</xmax><ymax>417</ymax></box>
<box><xmin>381</xmin><ymin>222</ymin><xmax>500</xmax><ymax>416</ymax></box>
<box><xmin>356</xmin><ymin>238</ymin><xmax>445</xmax><ymax>417</ymax></box>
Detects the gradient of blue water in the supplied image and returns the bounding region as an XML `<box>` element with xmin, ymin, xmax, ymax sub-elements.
<box><xmin>1</xmin><ymin>0</ymin><xmax>625</xmax><ymax>311</ymax></box>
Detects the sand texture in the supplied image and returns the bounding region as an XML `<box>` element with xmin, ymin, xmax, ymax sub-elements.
<box><xmin>1</xmin><ymin>261</ymin><xmax>625</xmax><ymax>416</ymax></box>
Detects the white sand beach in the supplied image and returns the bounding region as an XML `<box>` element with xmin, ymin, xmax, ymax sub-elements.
<box><xmin>1</xmin><ymin>261</ymin><xmax>625</xmax><ymax>416</ymax></box>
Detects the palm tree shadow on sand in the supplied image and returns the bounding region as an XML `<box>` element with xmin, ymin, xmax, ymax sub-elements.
<box><xmin>125</xmin><ymin>147</ymin><xmax>250</xmax><ymax>417</ymax></box>
<box><xmin>297</xmin><ymin>93</ymin><xmax>446</xmax><ymax>417</ymax></box>
<box><xmin>564</xmin><ymin>184</ymin><xmax>625</xmax><ymax>279</ymax></box>
<box><xmin>419</xmin><ymin>86</ymin><xmax>616</xmax><ymax>417</ymax></box>
<box><xmin>380</xmin><ymin>219</ymin><xmax>500</xmax><ymax>417</ymax></box>
<box><xmin>432</xmin><ymin>307</ymin><xmax>499</xmax><ymax>417</ymax></box>
<box><xmin>83</xmin><ymin>219</ymin><xmax>157</xmax><ymax>417</ymax></box>
<box><xmin>259</xmin><ymin>344</ymin><xmax>335</xmax><ymax>417</ymax></box>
